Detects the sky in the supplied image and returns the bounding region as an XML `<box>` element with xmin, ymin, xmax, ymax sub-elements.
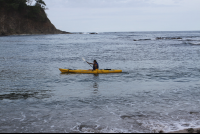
<box><xmin>42</xmin><ymin>0</ymin><xmax>200</xmax><ymax>32</ymax></box>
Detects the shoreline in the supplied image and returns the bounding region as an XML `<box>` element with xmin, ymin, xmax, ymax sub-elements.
<box><xmin>0</xmin><ymin>32</ymin><xmax>99</xmax><ymax>37</ymax></box>
<box><xmin>168</xmin><ymin>128</ymin><xmax>200</xmax><ymax>133</ymax></box>
<box><xmin>0</xmin><ymin>32</ymin><xmax>73</xmax><ymax>37</ymax></box>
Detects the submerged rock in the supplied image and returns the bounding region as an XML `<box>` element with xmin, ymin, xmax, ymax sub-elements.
<box><xmin>196</xmin><ymin>129</ymin><xmax>200</xmax><ymax>133</ymax></box>
<box><xmin>133</xmin><ymin>39</ymin><xmax>151</xmax><ymax>41</ymax></box>
<box><xmin>156</xmin><ymin>37</ymin><xmax>182</xmax><ymax>40</ymax></box>
<box><xmin>187</xmin><ymin>128</ymin><xmax>194</xmax><ymax>133</ymax></box>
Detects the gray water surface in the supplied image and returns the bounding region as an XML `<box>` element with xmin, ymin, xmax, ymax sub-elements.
<box><xmin>0</xmin><ymin>31</ymin><xmax>200</xmax><ymax>133</ymax></box>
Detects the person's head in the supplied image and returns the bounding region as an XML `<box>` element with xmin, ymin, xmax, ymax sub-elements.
<box><xmin>94</xmin><ymin>60</ymin><xmax>97</xmax><ymax>63</ymax></box>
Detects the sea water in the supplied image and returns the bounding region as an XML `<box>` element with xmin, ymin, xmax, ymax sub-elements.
<box><xmin>0</xmin><ymin>31</ymin><xmax>200</xmax><ymax>133</ymax></box>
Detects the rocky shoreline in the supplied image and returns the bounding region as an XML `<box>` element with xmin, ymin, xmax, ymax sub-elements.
<box><xmin>0</xmin><ymin>31</ymin><xmax>73</xmax><ymax>36</ymax></box>
<box><xmin>0</xmin><ymin>32</ymin><xmax>99</xmax><ymax>36</ymax></box>
<box><xmin>168</xmin><ymin>128</ymin><xmax>200</xmax><ymax>133</ymax></box>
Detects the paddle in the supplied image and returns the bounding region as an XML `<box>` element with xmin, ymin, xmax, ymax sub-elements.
<box><xmin>82</xmin><ymin>58</ymin><xmax>93</xmax><ymax>68</ymax></box>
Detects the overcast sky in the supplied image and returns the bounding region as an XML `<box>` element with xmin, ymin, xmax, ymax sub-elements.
<box><xmin>44</xmin><ymin>0</ymin><xmax>200</xmax><ymax>32</ymax></box>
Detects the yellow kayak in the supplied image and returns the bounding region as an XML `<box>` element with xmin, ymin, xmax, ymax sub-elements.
<box><xmin>59</xmin><ymin>68</ymin><xmax>122</xmax><ymax>74</ymax></box>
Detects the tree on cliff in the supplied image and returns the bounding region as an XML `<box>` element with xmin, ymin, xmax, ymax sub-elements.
<box><xmin>0</xmin><ymin>0</ymin><xmax>47</xmax><ymax>9</ymax></box>
<box><xmin>35</xmin><ymin>0</ymin><xmax>46</xmax><ymax>9</ymax></box>
<box><xmin>27</xmin><ymin>0</ymin><xmax>33</xmax><ymax>6</ymax></box>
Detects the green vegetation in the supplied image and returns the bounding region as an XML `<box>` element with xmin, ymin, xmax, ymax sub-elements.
<box><xmin>0</xmin><ymin>0</ymin><xmax>48</xmax><ymax>22</ymax></box>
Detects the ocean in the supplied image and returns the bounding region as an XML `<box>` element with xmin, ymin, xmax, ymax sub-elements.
<box><xmin>0</xmin><ymin>31</ymin><xmax>200</xmax><ymax>133</ymax></box>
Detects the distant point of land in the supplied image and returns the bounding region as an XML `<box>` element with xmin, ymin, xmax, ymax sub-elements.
<box><xmin>0</xmin><ymin>0</ymin><xmax>71</xmax><ymax>36</ymax></box>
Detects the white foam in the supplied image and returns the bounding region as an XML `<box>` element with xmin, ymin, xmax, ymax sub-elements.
<box><xmin>191</xmin><ymin>42</ymin><xmax>200</xmax><ymax>45</ymax></box>
<box><xmin>101</xmin><ymin>127</ymin><xmax>130</xmax><ymax>133</ymax></box>
<box><xmin>71</xmin><ymin>122</ymin><xmax>131</xmax><ymax>133</ymax></box>
<box><xmin>137</xmin><ymin>118</ymin><xmax>200</xmax><ymax>133</ymax></box>
<box><xmin>82</xmin><ymin>32</ymin><xmax>90</xmax><ymax>35</ymax></box>
<box><xmin>20</xmin><ymin>112</ymin><xmax>26</xmax><ymax>121</ymax></box>
<box><xmin>138</xmin><ymin>120</ymin><xmax>168</xmax><ymax>133</ymax></box>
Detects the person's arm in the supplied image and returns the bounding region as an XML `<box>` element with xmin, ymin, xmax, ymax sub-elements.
<box><xmin>87</xmin><ymin>61</ymin><xmax>94</xmax><ymax>65</ymax></box>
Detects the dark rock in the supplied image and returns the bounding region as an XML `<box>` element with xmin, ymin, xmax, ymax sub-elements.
<box><xmin>121</xmin><ymin>115</ymin><xmax>134</xmax><ymax>119</ymax></box>
<box><xmin>62</xmin><ymin>32</ymin><xmax>72</xmax><ymax>34</ymax></box>
<box><xmin>90</xmin><ymin>32</ymin><xmax>98</xmax><ymax>34</ymax></box>
<box><xmin>60</xmin><ymin>31</ymin><xmax>73</xmax><ymax>34</ymax></box>
<box><xmin>156</xmin><ymin>37</ymin><xmax>182</xmax><ymax>40</ymax></box>
<box><xmin>189</xmin><ymin>111</ymin><xmax>199</xmax><ymax>114</ymax></box>
<box><xmin>139</xmin><ymin>39</ymin><xmax>151</xmax><ymax>41</ymax></box>
<box><xmin>159</xmin><ymin>130</ymin><xmax>164</xmax><ymax>133</ymax></box>
<box><xmin>187</xmin><ymin>128</ymin><xmax>194</xmax><ymax>133</ymax></box>
<box><xmin>156</xmin><ymin>37</ymin><xmax>163</xmax><ymax>40</ymax></box>
<box><xmin>134</xmin><ymin>39</ymin><xmax>151</xmax><ymax>41</ymax></box>
<box><xmin>0</xmin><ymin>32</ymin><xmax>7</xmax><ymax>36</ymax></box>
<box><xmin>196</xmin><ymin>129</ymin><xmax>200</xmax><ymax>133</ymax></box>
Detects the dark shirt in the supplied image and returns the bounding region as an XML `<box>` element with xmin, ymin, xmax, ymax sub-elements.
<box><xmin>93</xmin><ymin>63</ymin><xmax>99</xmax><ymax>70</ymax></box>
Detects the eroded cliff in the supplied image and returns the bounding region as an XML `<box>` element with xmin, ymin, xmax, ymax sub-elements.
<box><xmin>0</xmin><ymin>4</ymin><xmax>69</xmax><ymax>36</ymax></box>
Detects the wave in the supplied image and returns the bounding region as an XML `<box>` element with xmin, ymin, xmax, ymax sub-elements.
<box><xmin>182</xmin><ymin>41</ymin><xmax>200</xmax><ymax>45</ymax></box>
<box><xmin>134</xmin><ymin>37</ymin><xmax>200</xmax><ymax>42</ymax></box>
<box><xmin>189</xmin><ymin>42</ymin><xmax>200</xmax><ymax>45</ymax></box>
<box><xmin>185</xmin><ymin>39</ymin><xmax>200</xmax><ymax>41</ymax></box>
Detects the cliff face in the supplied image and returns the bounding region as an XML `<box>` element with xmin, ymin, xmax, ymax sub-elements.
<box><xmin>0</xmin><ymin>7</ymin><xmax>69</xmax><ymax>36</ymax></box>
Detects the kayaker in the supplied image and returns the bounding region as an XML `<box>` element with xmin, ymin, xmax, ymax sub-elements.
<box><xmin>87</xmin><ymin>60</ymin><xmax>99</xmax><ymax>70</ymax></box>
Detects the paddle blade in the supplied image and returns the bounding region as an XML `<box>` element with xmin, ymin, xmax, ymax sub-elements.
<box><xmin>82</xmin><ymin>57</ymin><xmax>86</xmax><ymax>62</ymax></box>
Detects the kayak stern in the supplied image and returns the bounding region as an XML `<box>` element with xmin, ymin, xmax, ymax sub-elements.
<box><xmin>59</xmin><ymin>68</ymin><xmax>69</xmax><ymax>73</ymax></box>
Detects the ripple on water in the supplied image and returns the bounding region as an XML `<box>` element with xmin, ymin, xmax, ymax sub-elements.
<box><xmin>0</xmin><ymin>31</ymin><xmax>200</xmax><ymax>132</ymax></box>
